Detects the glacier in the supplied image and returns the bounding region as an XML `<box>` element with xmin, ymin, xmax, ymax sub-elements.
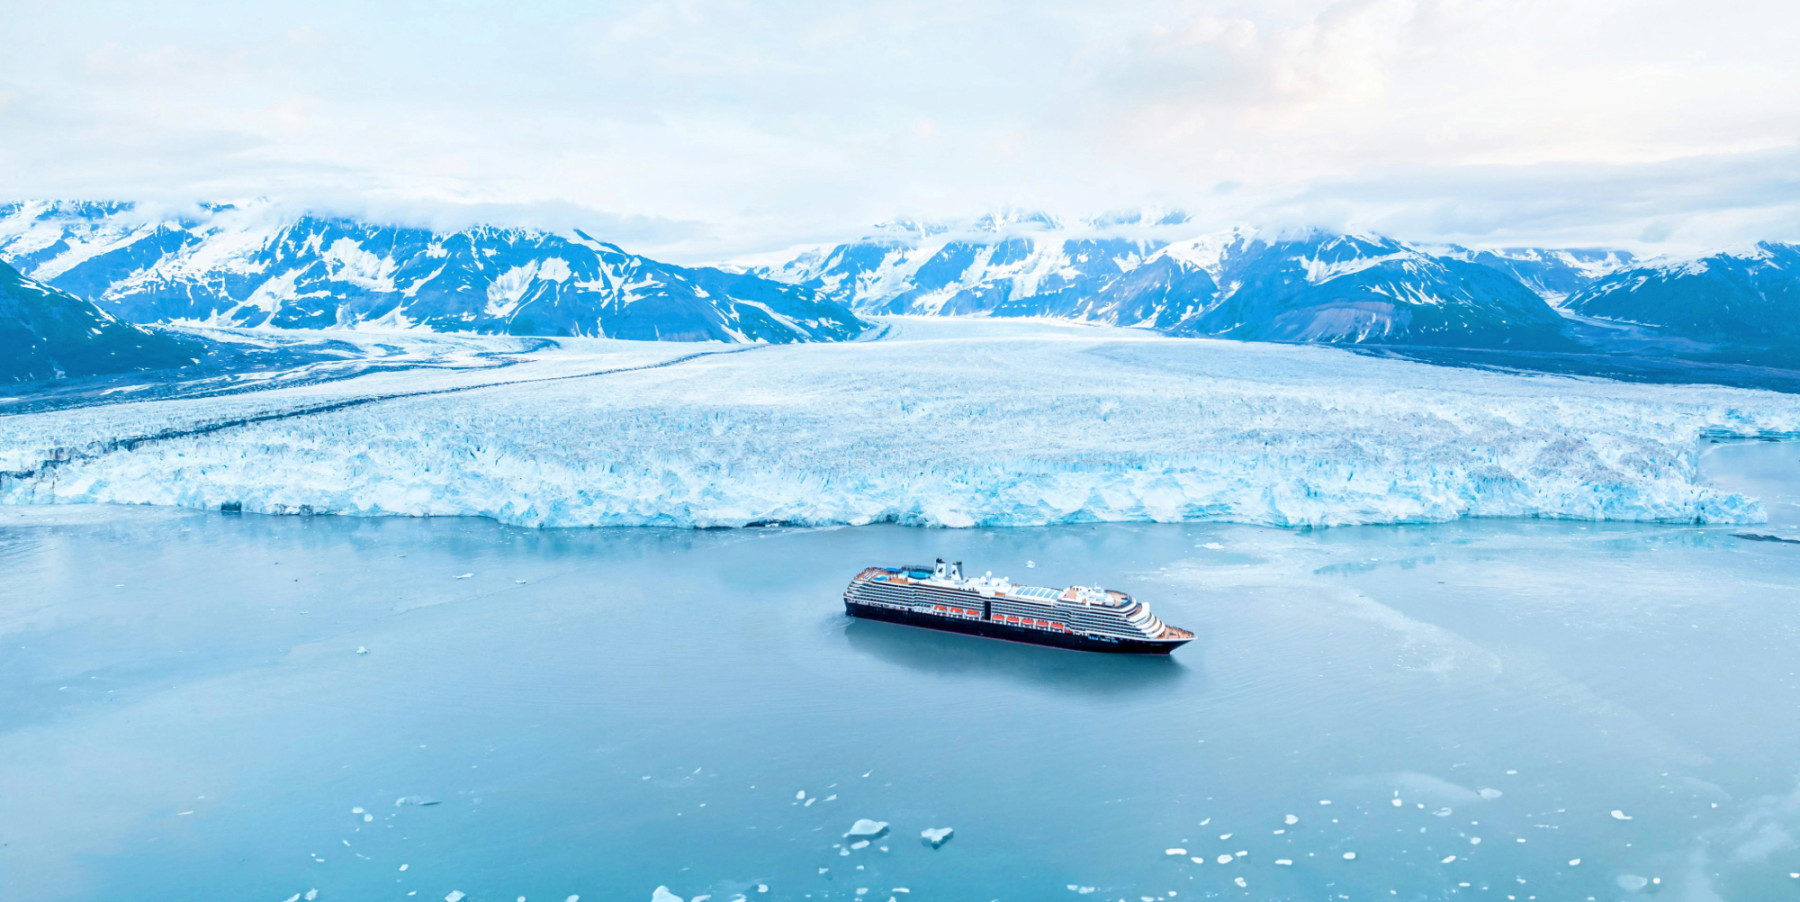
<box><xmin>3</xmin><ymin>318</ymin><xmax>1796</xmax><ymax>529</ymax></box>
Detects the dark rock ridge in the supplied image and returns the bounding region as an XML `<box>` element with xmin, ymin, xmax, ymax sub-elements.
<box><xmin>0</xmin><ymin>259</ymin><xmax>199</xmax><ymax>382</ymax></box>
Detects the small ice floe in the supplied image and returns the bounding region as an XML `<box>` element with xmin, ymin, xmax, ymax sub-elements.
<box><xmin>1274</xmin><ymin>860</ymin><xmax>1293</xmax><ymax>867</ymax></box>
<box><xmin>447</xmin><ymin>893</ymin><xmax>466</xmax><ymax>902</ymax></box>
<box><xmin>850</xmin><ymin>840</ymin><xmax>870</xmax><ymax>850</ymax></box>
<box><xmin>1215</xmin><ymin>854</ymin><xmax>1232</xmax><ymax>864</ymax></box>
<box><xmin>823</xmin><ymin>794</ymin><xmax>837</xmax><ymax>802</ymax></box>
<box><xmin>356</xmin><ymin>646</ymin><xmax>368</xmax><ymax>655</ymax></box>
<box><xmin>1391</xmin><ymin>798</ymin><xmax>1403</xmax><ymax>807</ymax></box>
<box><xmin>1342</xmin><ymin>852</ymin><xmax>1357</xmax><ymax>860</ymax></box>
<box><xmin>1190</xmin><ymin>857</ymin><xmax>1204</xmax><ymax>864</ymax></box>
<box><xmin>399</xmin><ymin>864</ymin><xmax>409</xmax><ymax>871</ymax></box>
<box><xmin>1441</xmin><ymin>855</ymin><xmax>1457</xmax><ymax>864</ymax></box>
<box><xmin>283</xmin><ymin>895</ymin><xmax>301</xmax><ymax>902</ymax></box>
<box><xmin>395</xmin><ymin>796</ymin><xmax>440</xmax><ymax>807</ymax></box>
<box><xmin>178</xmin><ymin>810</ymin><xmax>195</xmax><ymax>816</ymax></box>
<box><xmin>453</xmin><ymin>573</ymin><xmax>474</xmax><ymax>580</ymax></box>
<box><xmin>516</xmin><ymin>579</ymin><xmax>528</xmax><ymax>585</ymax></box>
<box><xmin>845</xmin><ymin>819</ymin><xmax>889</xmax><ymax>840</ymax></box>
<box><xmin>651</xmin><ymin>888</ymin><xmax>683</xmax><ymax>902</ymax></box>
<box><xmin>1164</xmin><ymin>848</ymin><xmax>1186</xmax><ymax>857</ymax></box>
<box><xmin>805</xmin><ymin>798</ymin><xmax>817</xmax><ymax>807</ymax></box>
<box><xmin>1433</xmin><ymin>807</ymin><xmax>1452</xmax><ymax>817</ymax></box>
<box><xmin>569</xmin><ymin>896</ymin><xmax>584</xmax><ymax>902</ymax></box>
<box><xmin>757</xmin><ymin>886</ymin><xmax>768</xmax><ymax>894</ymax></box>
<box><xmin>305</xmin><ymin>892</ymin><xmax>318</xmax><ymax>902</ymax></box>
<box><xmin>1568</xmin><ymin>858</ymin><xmax>1581</xmax><ymax>866</ymax></box>
<box><xmin>1319</xmin><ymin>800</ymin><xmax>1332</xmax><ymax>806</ymax></box>
<box><xmin>1067</xmin><ymin>887</ymin><xmax>1096</xmax><ymax>895</ymax></box>
<box><xmin>1284</xmin><ymin>814</ymin><xmax>1298</xmax><ymax>825</ymax></box>
<box><xmin>921</xmin><ymin>827</ymin><xmax>954</xmax><ymax>849</ymax></box>
<box><xmin>1616</xmin><ymin>874</ymin><xmax>1649</xmax><ymax>892</ymax></box>
<box><xmin>1478</xmin><ymin>788</ymin><xmax>1503</xmax><ymax>800</ymax></box>
<box><xmin>1218</xmin><ymin>833</ymin><xmax>1232</xmax><ymax>841</ymax></box>
<box><xmin>363</xmin><ymin>814</ymin><xmax>373</xmax><ymax>822</ymax></box>
<box><xmin>1027</xmin><ymin>561</ymin><xmax>1037</xmax><ymax>568</ymax></box>
<box><xmin>1469</xmin><ymin>837</ymin><xmax>1482</xmax><ymax>845</ymax></box>
<box><xmin>1610</xmin><ymin>809</ymin><xmax>1633</xmax><ymax>821</ymax></box>
<box><xmin>796</xmin><ymin>791</ymin><xmax>806</xmax><ymax>800</ymax></box>
<box><xmin>1233</xmin><ymin>877</ymin><xmax>1247</xmax><ymax>888</ymax></box>
<box><xmin>352</xmin><ymin>807</ymin><xmax>364</xmax><ymax>815</ymax></box>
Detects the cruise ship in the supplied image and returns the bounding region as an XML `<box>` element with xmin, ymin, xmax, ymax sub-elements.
<box><xmin>843</xmin><ymin>559</ymin><xmax>1192</xmax><ymax>654</ymax></box>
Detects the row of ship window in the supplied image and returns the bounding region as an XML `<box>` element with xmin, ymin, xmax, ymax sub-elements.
<box><xmin>931</xmin><ymin>604</ymin><xmax>1070</xmax><ymax>631</ymax></box>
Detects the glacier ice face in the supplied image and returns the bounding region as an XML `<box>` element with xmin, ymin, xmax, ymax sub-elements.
<box><xmin>2</xmin><ymin>318</ymin><xmax>1794</xmax><ymax>529</ymax></box>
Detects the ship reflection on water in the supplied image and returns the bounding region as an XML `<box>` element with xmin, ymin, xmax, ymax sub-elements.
<box><xmin>842</xmin><ymin>616</ymin><xmax>1201</xmax><ymax>698</ymax></box>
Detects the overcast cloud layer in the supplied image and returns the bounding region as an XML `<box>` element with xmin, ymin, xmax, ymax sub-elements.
<box><xmin>2</xmin><ymin>0</ymin><xmax>1797</xmax><ymax>262</ymax></box>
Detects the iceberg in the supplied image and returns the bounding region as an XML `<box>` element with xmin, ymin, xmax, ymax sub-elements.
<box><xmin>3</xmin><ymin>318</ymin><xmax>1794</xmax><ymax>529</ymax></box>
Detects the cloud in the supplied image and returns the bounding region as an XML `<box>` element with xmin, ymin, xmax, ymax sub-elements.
<box><xmin>1</xmin><ymin>0</ymin><xmax>1797</xmax><ymax>261</ymax></box>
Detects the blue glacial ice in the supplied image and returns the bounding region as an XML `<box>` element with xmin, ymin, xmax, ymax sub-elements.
<box><xmin>3</xmin><ymin>318</ymin><xmax>1796</xmax><ymax>528</ymax></box>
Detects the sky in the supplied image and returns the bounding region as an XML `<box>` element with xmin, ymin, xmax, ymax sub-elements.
<box><xmin>2</xmin><ymin>0</ymin><xmax>1797</xmax><ymax>262</ymax></box>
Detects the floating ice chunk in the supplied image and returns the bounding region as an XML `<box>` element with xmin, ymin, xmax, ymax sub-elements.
<box><xmin>352</xmin><ymin>807</ymin><xmax>364</xmax><ymax>814</ymax></box>
<box><xmin>919</xmin><ymin>827</ymin><xmax>954</xmax><ymax>848</ymax></box>
<box><xmin>845</xmin><ymin>819</ymin><xmax>889</xmax><ymax>840</ymax></box>
<box><xmin>447</xmin><ymin>893</ymin><xmax>466</xmax><ymax>902</ymax></box>
<box><xmin>400</xmin><ymin>864</ymin><xmax>409</xmax><ymax>871</ymax></box>
<box><xmin>1320</xmin><ymin>800</ymin><xmax>1332</xmax><ymax>806</ymax></box>
<box><xmin>363</xmin><ymin>814</ymin><xmax>373</xmax><ymax>822</ymax></box>
<box><xmin>1342</xmin><ymin>852</ymin><xmax>1357</xmax><ymax>860</ymax></box>
<box><xmin>283</xmin><ymin>895</ymin><xmax>300</xmax><ymax>902</ymax></box>
<box><xmin>453</xmin><ymin>573</ymin><xmax>473</xmax><ymax>580</ymax></box>
<box><xmin>1202</xmin><ymin>542</ymin><xmax>1223</xmax><ymax>550</ymax></box>
<box><xmin>850</xmin><ymin>840</ymin><xmax>870</xmax><ymax>850</ymax></box>
<box><xmin>756</xmin><ymin>887</ymin><xmax>767</xmax><ymax>894</ymax></box>
<box><xmin>1568</xmin><ymin>859</ymin><xmax>1581</xmax><ymax>866</ymax></box>
<box><xmin>1610</xmin><ymin>809</ymin><xmax>1632</xmax><ymax>821</ymax></box>
<box><xmin>1441</xmin><ymin>855</ymin><xmax>1457</xmax><ymax>864</ymax></box>
<box><xmin>1469</xmin><ymin>837</ymin><xmax>1481</xmax><ymax>845</ymax></box>
<box><xmin>1190</xmin><ymin>857</ymin><xmax>1204</xmax><ymax>864</ymax></box>
<box><xmin>1392</xmin><ymin>798</ymin><xmax>1403</xmax><ymax>807</ymax></box>
<box><xmin>805</xmin><ymin>798</ymin><xmax>816</xmax><ymax>807</ymax></box>
<box><xmin>1233</xmin><ymin>877</ymin><xmax>1246</xmax><ymax>888</ymax></box>
<box><xmin>1478</xmin><ymin>788</ymin><xmax>1503</xmax><ymax>800</ymax></box>
<box><xmin>824</xmin><ymin>794</ymin><xmax>837</xmax><ymax>802</ymax></box>
<box><xmin>1274</xmin><ymin>859</ymin><xmax>1292</xmax><ymax>867</ymax></box>
<box><xmin>568</xmin><ymin>897</ymin><xmax>581</xmax><ymax>902</ymax></box>
<box><xmin>1218</xmin><ymin>833</ymin><xmax>1232</xmax><ymax>840</ymax></box>
<box><xmin>1216</xmin><ymin>854</ymin><xmax>1232</xmax><ymax>864</ymax></box>
<box><xmin>1433</xmin><ymin>807</ymin><xmax>1452</xmax><ymax>817</ymax></box>
<box><xmin>1616</xmin><ymin>874</ymin><xmax>1649</xmax><ymax>892</ymax></box>
<box><xmin>651</xmin><ymin>889</ymin><xmax>683</xmax><ymax>902</ymax></box>
<box><xmin>356</xmin><ymin>646</ymin><xmax>368</xmax><ymax>655</ymax></box>
<box><xmin>796</xmin><ymin>791</ymin><xmax>806</xmax><ymax>800</ymax></box>
<box><xmin>394</xmin><ymin>796</ymin><xmax>440</xmax><ymax>807</ymax></box>
<box><xmin>1235</xmin><ymin>851</ymin><xmax>1246</xmax><ymax>858</ymax></box>
<box><xmin>1284</xmin><ymin>814</ymin><xmax>1298</xmax><ymax>825</ymax></box>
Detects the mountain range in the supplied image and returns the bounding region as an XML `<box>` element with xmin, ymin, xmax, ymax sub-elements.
<box><xmin>6</xmin><ymin>202</ymin><xmax>1800</xmax><ymax>383</ymax></box>
<box><xmin>0</xmin><ymin>201</ymin><xmax>866</xmax><ymax>345</ymax></box>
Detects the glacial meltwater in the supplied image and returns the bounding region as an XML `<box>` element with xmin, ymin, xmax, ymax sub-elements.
<box><xmin>4</xmin><ymin>441</ymin><xmax>1799</xmax><ymax>902</ymax></box>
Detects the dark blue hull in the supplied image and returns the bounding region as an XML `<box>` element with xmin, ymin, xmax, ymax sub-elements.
<box><xmin>844</xmin><ymin>600</ymin><xmax>1188</xmax><ymax>655</ymax></box>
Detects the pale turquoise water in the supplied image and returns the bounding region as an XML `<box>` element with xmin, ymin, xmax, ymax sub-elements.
<box><xmin>3</xmin><ymin>442</ymin><xmax>1799</xmax><ymax>902</ymax></box>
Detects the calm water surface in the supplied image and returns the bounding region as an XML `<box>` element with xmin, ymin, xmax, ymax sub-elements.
<box><xmin>3</xmin><ymin>443</ymin><xmax>1799</xmax><ymax>902</ymax></box>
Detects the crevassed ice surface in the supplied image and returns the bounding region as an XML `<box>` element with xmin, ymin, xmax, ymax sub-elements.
<box><xmin>5</xmin><ymin>318</ymin><xmax>1799</xmax><ymax>527</ymax></box>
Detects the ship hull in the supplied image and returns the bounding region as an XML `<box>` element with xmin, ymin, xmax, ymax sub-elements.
<box><xmin>845</xmin><ymin>600</ymin><xmax>1188</xmax><ymax>655</ymax></box>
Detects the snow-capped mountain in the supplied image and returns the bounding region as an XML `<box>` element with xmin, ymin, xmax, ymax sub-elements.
<box><xmin>1434</xmin><ymin>246</ymin><xmax>1637</xmax><ymax>305</ymax></box>
<box><xmin>1565</xmin><ymin>243</ymin><xmax>1800</xmax><ymax>345</ymax></box>
<box><xmin>0</xmin><ymin>202</ymin><xmax>867</xmax><ymax>344</ymax></box>
<box><xmin>0</xmin><ymin>258</ymin><xmax>199</xmax><ymax>382</ymax></box>
<box><xmin>1162</xmin><ymin>232</ymin><xmax>1570</xmax><ymax>347</ymax></box>
<box><xmin>764</xmin><ymin>217</ymin><xmax>1581</xmax><ymax>348</ymax></box>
